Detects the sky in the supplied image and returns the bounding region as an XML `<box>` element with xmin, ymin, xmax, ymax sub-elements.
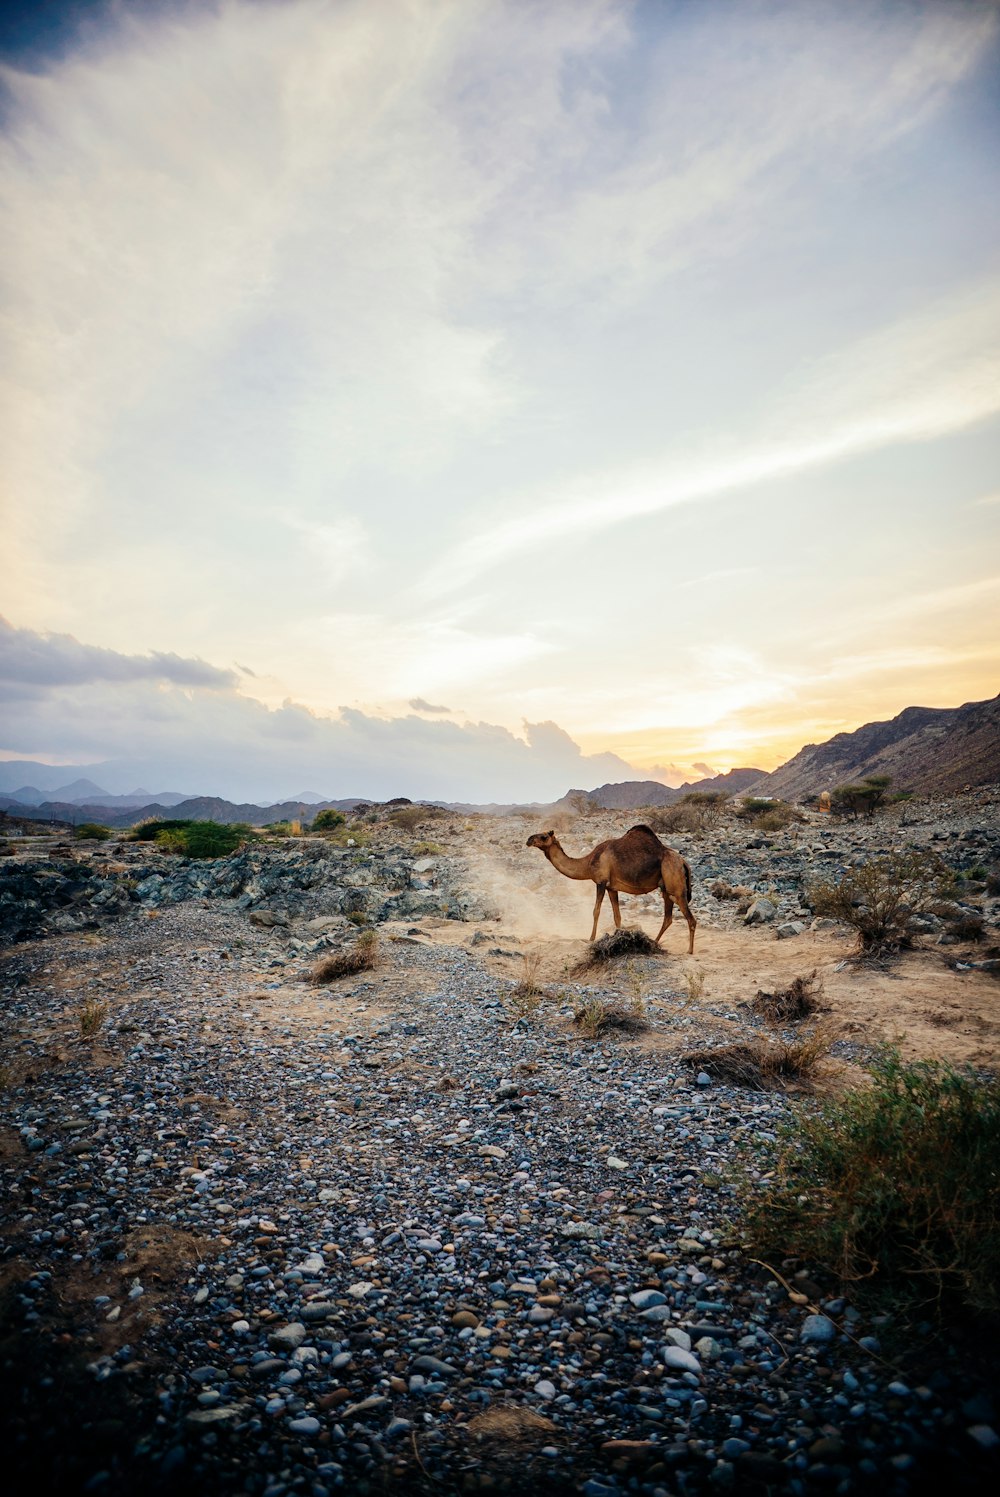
<box><xmin>1</xmin><ymin>0</ymin><xmax>999</xmax><ymax>803</ymax></box>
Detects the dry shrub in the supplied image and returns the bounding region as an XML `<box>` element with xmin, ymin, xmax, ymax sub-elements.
<box><xmin>572</xmin><ymin>926</ymin><xmax>659</xmax><ymax>976</ymax></box>
<box><xmin>645</xmin><ymin>805</ymin><xmax>700</xmax><ymax>835</ymax></box>
<box><xmin>573</xmin><ymin>996</ymin><xmax>650</xmax><ymax>1039</ymax></box>
<box><xmin>310</xmin><ymin>930</ymin><xmax>379</xmax><ymax>984</ymax></box>
<box><xmin>683</xmin><ymin>1024</ymin><xmax>835</xmax><ymax>1088</ymax></box>
<box><xmin>946</xmin><ymin>912</ymin><xmax>986</xmax><ymax>943</ymax></box>
<box><xmin>79</xmin><ymin>999</ymin><xmax>109</xmax><ymax>1038</ymax></box>
<box><xmin>810</xmin><ymin>851</ymin><xmax>947</xmax><ymax>955</ymax></box>
<box><xmin>711</xmin><ymin>879</ymin><xmax>753</xmax><ymax>902</ymax></box>
<box><xmin>389</xmin><ymin>804</ymin><xmax>444</xmax><ymax>833</ymax></box>
<box><xmin>751</xmin><ymin>970</ymin><xmax>823</xmax><ymax>1023</ymax></box>
<box><xmin>506</xmin><ymin>953</ymin><xmax>547</xmax><ymax>1018</ymax></box>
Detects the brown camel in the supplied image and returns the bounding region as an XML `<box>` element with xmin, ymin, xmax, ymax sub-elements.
<box><xmin>526</xmin><ymin>823</ymin><xmax>696</xmax><ymax>952</ymax></box>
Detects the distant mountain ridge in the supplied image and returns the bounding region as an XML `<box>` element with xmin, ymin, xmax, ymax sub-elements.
<box><xmin>748</xmin><ymin>693</ymin><xmax>1000</xmax><ymax>800</ymax></box>
<box><xmin>2</xmin><ymin>692</ymin><xmax>996</xmax><ymax>826</ymax></box>
<box><xmin>582</xmin><ymin>767</ymin><xmax>764</xmax><ymax>810</ymax></box>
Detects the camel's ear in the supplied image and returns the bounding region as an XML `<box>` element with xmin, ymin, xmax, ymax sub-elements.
<box><xmin>546</xmin><ymin>829</ymin><xmax>555</xmax><ymax>838</ymax></box>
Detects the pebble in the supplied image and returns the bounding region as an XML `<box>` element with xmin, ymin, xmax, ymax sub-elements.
<box><xmin>800</xmin><ymin>1314</ymin><xmax>836</xmax><ymax>1343</ymax></box>
<box><xmin>2</xmin><ymin>800</ymin><xmax>998</xmax><ymax>1494</ymax></box>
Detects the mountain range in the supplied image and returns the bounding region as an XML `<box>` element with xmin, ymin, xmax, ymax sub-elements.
<box><xmin>1</xmin><ymin>691</ymin><xmax>996</xmax><ymax>827</ymax></box>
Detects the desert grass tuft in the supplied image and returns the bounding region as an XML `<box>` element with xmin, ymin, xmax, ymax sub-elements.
<box><xmin>680</xmin><ymin>964</ymin><xmax>706</xmax><ymax>1001</ymax></box>
<box><xmin>310</xmin><ymin>930</ymin><xmax>379</xmax><ymax>984</ymax></box>
<box><xmin>740</xmin><ymin>1050</ymin><xmax>1000</xmax><ymax>1314</ymax></box>
<box><xmin>571</xmin><ymin>926</ymin><xmax>659</xmax><ymax>976</ymax></box>
<box><xmin>79</xmin><ymin>999</ymin><xmax>109</xmax><ymax>1039</ymax></box>
<box><xmin>683</xmin><ymin>1022</ymin><xmax>835</xmax><ymax>1088</ymax></box>
<box><xmin>751</xmin><ymin>970</ymin><xmax>823</xmax><ymax>1023</ymax></box>
<box><xmin>506</xmin><ymin>952</ymin><xmax>547</xmax><ymax>1018</ymax></box>
<box><xmin>573</xmin><ymin>995</ymin><xmax>650</xmax><ymax>1039</ymax></box>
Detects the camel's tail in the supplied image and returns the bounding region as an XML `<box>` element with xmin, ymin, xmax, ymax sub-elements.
<box><xmin>684</xmin><ymin>860</ymin><xmax>692</xmax><ymax>903</ymax></box>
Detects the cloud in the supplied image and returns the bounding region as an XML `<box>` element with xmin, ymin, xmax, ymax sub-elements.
<box><xmin>0</xmin><ymin>616</ymin><xmax>238</xmax><ymax>690</ymax></box>
<box><xmin>0</xmin><ymin>621</ymin><xmax>645</xmax><ymax>803</ymax></box>
<box><xmin>409</xmin><ymin>697</ymin><xmax>452</xmax><ymax>714</ymax></box>
<box><xmin>421</xmin><ymin>276</ymin><xmax>1000</xmax><ymax>591</ymax></box>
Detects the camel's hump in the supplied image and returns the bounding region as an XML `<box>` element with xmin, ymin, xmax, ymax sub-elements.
<box><xmin>625</xmin><ymin>824</ymin><xmax>665</xmax><ymax>844</ymax></box>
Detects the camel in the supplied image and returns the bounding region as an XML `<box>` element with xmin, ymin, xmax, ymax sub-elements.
<box><xmin>526</xmin><ymin>823</ymin><xmax>696</xmax><ymax>952</ymax></box>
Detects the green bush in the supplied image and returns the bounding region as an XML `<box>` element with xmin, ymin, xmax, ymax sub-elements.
<box><xmin>312</xmin><ymin>808</ymin><xmax>346</xmax><ymax>831</ymax></box>
<box><xmin>75</xmin><ymin>823</ymin><xmax>112</xmax><ymax>841</ymax></box>
<box><xmin>131</xmin><ymin>819</ymin><xmax>252</xmax><ymax>858</ymax></box>
<box><xmin>741</xmin><ymin>1051</ymin><xmax>1000</xmax><ymax>1314</ymax></box>
<box><xmin>736</xmin><ymin>797</ymin><xmax>802</xmax><ymax>829</ymax></box>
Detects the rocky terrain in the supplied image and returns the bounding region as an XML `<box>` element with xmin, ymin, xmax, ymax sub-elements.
<box><xmin>1</xmin><ymin>794</ymin><xmax>999</xmax><ymax>1497</ymax></box>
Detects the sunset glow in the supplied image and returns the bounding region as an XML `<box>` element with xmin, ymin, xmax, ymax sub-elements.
<box><xmin>2</xmin><ymin>0</ymin><xmax>998</xmax><ymax>801</ymax></box>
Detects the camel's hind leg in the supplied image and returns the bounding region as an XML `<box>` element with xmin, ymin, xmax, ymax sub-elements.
<box><xmin>590</xmin><ymin>882</ymin><xmax>607</xmax><ymax>942</ymax></box>
<box><xmin>657</xmin><ymin>878</ymin><xmax>697</xmax><ymax>953</ymax></box>
<box><xmin>655</xmin><ymin>891</ymin><xmax>674</xmax><ymax>946</ymax></box>
<box><xmin>608</xmin><ymin>889</ymin><xmax>623</xmax><ymax>929</ymax></box>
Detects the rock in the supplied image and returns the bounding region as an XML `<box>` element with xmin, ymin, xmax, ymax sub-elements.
<box><xmin>800</xmin><ymin>1314</ymin><xmax>836</xmax><ymax>1344</ymax></box>
<box><xmin>342</xmin><ymin>1395</ymin><xmax>390</xmax><ymax>1420</ymax></box>
<box><xmin>186</xmin><ymin>1406</ymin><xmax>243</xmax><ymax>1425</ymax></box>
<box><xmin>411</xmin><ymin>1355</ymin><xmax>458</xmax><ymax>1378</ymax></box>
<box><xmin>288</xmin><ymin>1416</ymin><xmax>321</xmax><ymax>1435</ymax></box>
<box><xmin>744</xmin><ymin>898</ymin><xmax>776</xmax><ymax>925</ymax></box>
<box><xmin>534</xmin><ymin>1379</ymin><xmax>557</xmax><ymax>1400</ymax></box>
<box><xmin>629</xmin><ymin>1289</ymin><xmax>666</xmax><ymax>1310</ymax></box>
<box><xmin>776</xmin><ymin>920</ymin><xmax>806</xmax><ymax>939</ymax></box>
<box><xmin>269</xmin><ymin>1322</ymin><xmax>307</xmax><ymax>1350</ymax></box>
<box><xmin>662</xmin><ymin>1346</ymin><xmax>701</xmax><ymax>1373</ymax></box>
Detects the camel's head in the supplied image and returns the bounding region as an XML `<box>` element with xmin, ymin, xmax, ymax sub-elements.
<box><xmin>526</xmin><ymin>830</ymin><xmax>557</xmax><ymax>851</ymax></box>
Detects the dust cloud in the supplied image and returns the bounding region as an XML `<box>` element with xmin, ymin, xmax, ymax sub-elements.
<box><xmin>458</xmin><ymin>815</ymin><xmax>662</xmax><ymax>942</ymax></box>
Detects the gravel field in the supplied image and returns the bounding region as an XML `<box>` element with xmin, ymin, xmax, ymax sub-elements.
<box><xmin>2</xmin><ymin>802</ymin><xmax>999</xmax><ymax>1497</ymax></box>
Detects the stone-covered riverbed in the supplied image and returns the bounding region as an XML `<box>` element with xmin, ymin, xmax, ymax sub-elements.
<box><xmin>2</xmin><ymin>808</ymin><xmax>999</xmax><ymax>1496</ymax></box>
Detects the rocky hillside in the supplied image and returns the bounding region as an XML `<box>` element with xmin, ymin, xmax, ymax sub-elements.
<box><xmin>751</xmin><ymin>693</ymin><xmax>1000</xmax><ymax>801</ymax></box>
<box><xmin>0</xmin><ymin>837</ymin><xmax>482</xmax><ymax>947</ymax></box>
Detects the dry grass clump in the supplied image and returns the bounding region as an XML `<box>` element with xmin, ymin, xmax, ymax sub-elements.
<box><xmin>711</xmin><ymin>879</ymin><xmax>753</xmax><ymax>902</ymax></box>
<box><xmin>680</xmin><ymin>964</ymin><xmax>706</xmax><ymax>1001</ymax></box>
<box><xmin>466</xmin><ymin>1403</ymin><xmax>558</xmax><ymax>1451</ymax></box>
<box><xmin>683</xmin><ymin>1024</ymin><xmax>835</xmax><ymax>1088</ymax></box>
<box><xmin>751</xmin><ymin>970</ymin><xmax>823</xmax><ymax>1023</ymax></box>
<box><xmin>573</xmin><ymin>995</ymin><xmax>650</xmax><ymax>1039</ymax></box>
<box><xmin>506</xmin><ymin>953</ymin><xmax>549</xmax><ymax>1019</ymax></box>
<box><xmin>79</xmin><ymin>999</ymin><xmax>109</xmax><ymax>1038</ymax></box>
<box><xmin>310</xmin><ymin>930</ymin><xmax>379</xmax><ymax>984</ymax></box>
<box><xmin>945</xmin><ymin>911</ymin><xmax>986</xmax><ymax>942</ymax></box>
<box><xmin>571</xmin><ymin>926</ymin><xmax>659</xmax><ymax>976</ymax></box>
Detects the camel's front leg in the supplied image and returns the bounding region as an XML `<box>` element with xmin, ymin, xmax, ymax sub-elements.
<box><xmin>655</xmin><ymin>893</ymin><xmax>674</xmax><ymax>945</ymax></box>
<box><xmin>590</xmin><ymin>882</ymin><xmax>607</xmax><ymax>942</ymax></box>
<box><xmin>608</xmin><ymin>889</ymin><xmax>623</xmax><ymax>929</ymax></box>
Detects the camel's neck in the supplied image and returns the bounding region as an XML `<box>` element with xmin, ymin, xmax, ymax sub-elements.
<box><xmin>545</xmin><ymin>841</ymin><xmax>593</xmax><ymax>880</ymax></box>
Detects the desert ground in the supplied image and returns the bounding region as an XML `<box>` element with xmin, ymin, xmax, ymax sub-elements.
<box><xmin>1</xmin><ymin>792</ymin><xmax>998</xmax><ymax>1496</ymax></box>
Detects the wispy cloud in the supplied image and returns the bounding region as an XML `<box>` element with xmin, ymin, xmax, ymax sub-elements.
<box><xmin>421</xmin><ymin>276</ymin><xmax>1000</xmax><ymax>591</ymax></box>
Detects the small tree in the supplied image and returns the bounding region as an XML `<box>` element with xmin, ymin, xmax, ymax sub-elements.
<box><xmin>831</xmin><ymin>775</ymin><xmax>893</xmax><ymax>819</ymax></box>
<box><xmin>75</xmin><ymin>823</ymin><xmax>112</xmax><ymax>841</ymax></box>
